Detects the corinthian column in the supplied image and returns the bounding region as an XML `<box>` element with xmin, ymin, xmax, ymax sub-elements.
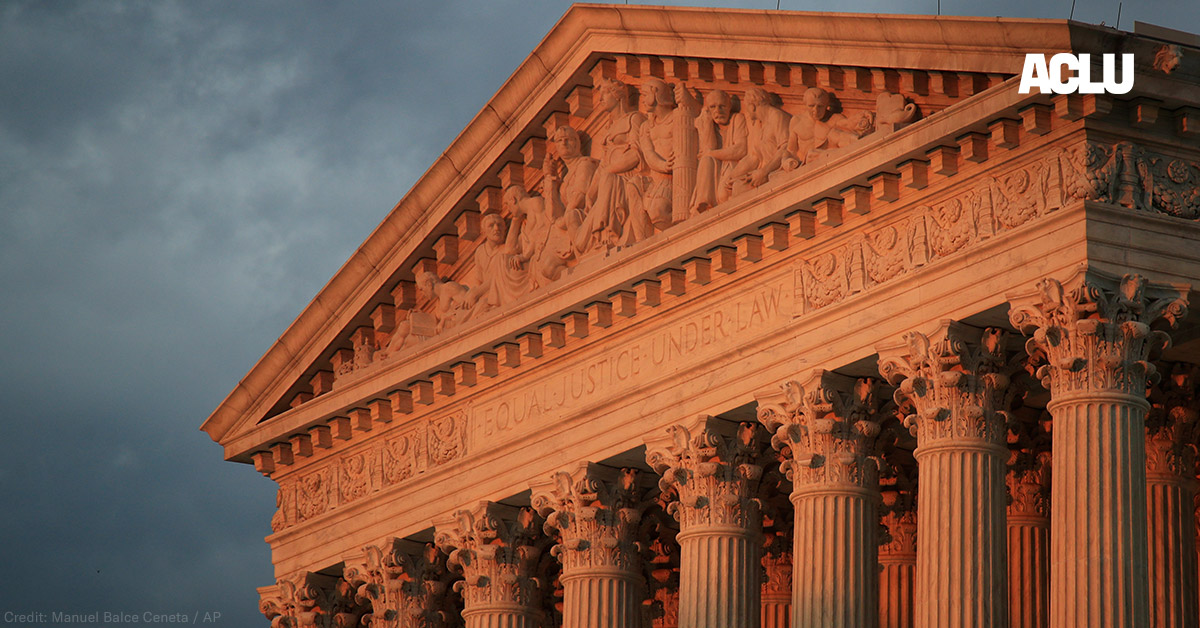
<box><xmin>1006</xmin><ymin>423</ymin><xmax>1050</xmax><ymax>628</ymax></box>
<box><xmin>757</xmin><ymin>370</ymin><xmax>882</xmax><ymax>628</ymax></box>
<box><xmin>434</xmin><ymin>502</ymin><xmax>545</xmax><ymax>628</ymax></box>
<box><xmin>760</xmin><ymin>486</ymin><xmax>794</xmax><ymax>628</ymax></box>
<box><xmin>878</xmin><ymin>321</ymin><xmax>1011</xmax><ymax>628</ymax></box>
<box><xmin>342</xmin><ymin>539</ymin><xmax>457</xmax><ymax>628</ymax></box>
<box><xmin>878</xmin><ymin>506</ymin><xmax>917</xmax><ymax>628</ymax></box>
<box><xmin>1146</xmin><ymin>364</ymin><xmax>1200</xmax><ymax>628</ymax></box>
<box><xmin>645</xmin><ymin>415</ymin><xmax>765</xmax><ymax>628</ymax></box>
<box><xmin>531</xmin><ymin>463</ymin><xmax>647</xmax><ymax>628</ymax></box>
<box><xmin>1010</xmin><ymin>270</ymin><xmax>1189</xmax><ymax>628</ymax></box>
<box><xmin>876</xmin><ymin>423</ymin><xmax>918</xmax><ymax>628</ymax></box>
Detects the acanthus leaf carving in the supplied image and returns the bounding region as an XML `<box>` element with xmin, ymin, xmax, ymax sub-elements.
<box><xmin>433</xmin><ymin>502</ymin><xmax>547</xmax><ymax>614</ymax></box>
<box><xmin>1008</xmin><ymin>267</ymin><xmax>1189</xmax><ymax>398</ymax></box>
<box><xmin>342</xmin><ymin>539</ymin><xmax>460</xmax><ymax>628</ymax></box>
<box><xmin>645</xmin><ymin>416</ymin><xmax>766</xmax><ymax>531</ymax></box>
<box><xmin>260</xmin><ymin>573</ymin><xmax>343</xmax><ymax>628</ymax></box>
<box><xmin>755</xmin><ymin>370</ymin><xmax>883</xmax><ymax>491</ymax></box>
<box><xmin>1146</xmin><ymin>362</ymin><xmax>1200</xmax><ymax>479</ymax></box>
<box><xmin>530</xmin><ymin>463</ymin><xmax>647</xmax><ymax>575</ymax></box>
<box><xmin>877</xmin><ymin>321</ymin><xmax>1010</xmax><ymax>446</ymax></box>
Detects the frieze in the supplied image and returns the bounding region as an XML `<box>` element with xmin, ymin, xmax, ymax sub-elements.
<box><xmin>473</xmin><ymin>276</ymin><xmax>792</xmax><ymax>451</ymax></box>
<box><xmin>273</xmin><ymin>411</ymin><xmax>469</xmax><ymax>532</ymax></box>
<box><xmin>796</xmin><ymin>150</ymin><xmax>1066</xmax><ymax>314</ymax></box>
<box><xmin>794</xmin><ymin>139</ymin><xmax>1200</xmax><ymax>315</ymax></box>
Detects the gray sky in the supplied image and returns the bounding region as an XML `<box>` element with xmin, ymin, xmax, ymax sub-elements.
<box><xmin>2</xmin><ymin>0</ymin><xmax>1197</xmax><ymax>626</ymax></box>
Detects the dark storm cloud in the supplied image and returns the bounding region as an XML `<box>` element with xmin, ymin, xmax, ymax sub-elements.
<box><xmin>2</xmin><ymin>0</ymin><xmax>1198</xmax><ymax>626</ymax></box>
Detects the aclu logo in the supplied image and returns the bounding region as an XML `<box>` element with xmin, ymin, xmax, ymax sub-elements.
<box><xmin>1018</xmin><ymin>53</ymin><xmax>1134</xmax><ymax>95</ymax></box>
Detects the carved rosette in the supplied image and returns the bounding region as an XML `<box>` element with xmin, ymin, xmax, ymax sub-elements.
<box><xmin>645</xmin><ymin>417</ymin><xmax>765</xmax><ymax>532</ymax></box>
<box><xmin>877</xmin><ymin>321</ymin><xmax>1010</xmax><ymax>447</ymax></box>
<box><xmin>434</xmin><ymin>503</ymin><xmax>545</xmax><ymax>621</ymax></box>
<box><xmin>342</xmin><ymin>539</ymin><xmax>459</xmax><ymax>628</ymax></box>
<box><xmin>756</xmin><ymin>370</ymin><xmax>882</xmax><ymax>492</ymax></box>
<box><xmin>1008</xmin><ymin>269</ymin><xmax>1189</xmax><ymax>400</ymax></box>
<box><xmin>531</xmin><ymin>464</ymin><xmax>645</xmax><ymax>575</ymax></box>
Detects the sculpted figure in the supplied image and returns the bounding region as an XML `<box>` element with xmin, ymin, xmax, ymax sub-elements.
<box><xmin>504</xmin><ymin>179</ymin><xmax>579</xmax><ymax>290</ymax></box>
<box><xmin>634</xmin><ymin>78</ymin><xmax>683</xmax><ymax>237</ymax></box>
<box><xmin>783</xmin><ymin>88</ymin><xmax>873</xmax><ymax>170</ymax></box>
<box><xmin>728</xmin><ymin>88</ymin><xmax>791</xmax><ymax>194</ymax></box>
<box><xmin>468</xmin><ymin>212</ymin><xmax>529</xmax><ymax>313</ymax></box>
<box><xmin>545</xmin><ymin>125</ymin><xmax>598</xmax><ymax>222</ymax></box>
<box><xmin>683</xmin><ymin>87</ymin><xmax>748</xmax><ymax>213</ymax></box>
<box><xmin>416</xmin><ymin>271</ymin><xmax>471</xmax><ymax>333</ymax></box>
<box><xmin>577</xmin><ymin>78</ymin><xmax>646</xmax><ymax>254</ymax></box>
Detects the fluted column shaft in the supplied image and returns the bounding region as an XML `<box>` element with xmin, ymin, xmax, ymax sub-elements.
<box><xmin>761</xmin><ymin>592</ymin><xmax>791</xmax><ymax>628</ymax></box>
<box><xmin>463</xmin><ymin>606</ymin><xmax>539</xmax><ymax>628</ymax></box>
<box><xmin>1044</xmin><ymin>394</ymin><xmax>1149</xmax><ymax>627</ymax></box>
<box><xmin>559</xmin><ymin>571</ymin><xmax>643</xmax><ymax>628</ymax></box>
<box><xmin>756</xmin><ymin>370</ymin><xmax>883</xmax><ymax>628</ymax></box>
<box><xmin>878</xmin><ymin>321</ymin><xmax>1012</xmax><ymax>628</ymax></box>
<box><xmin>761</xmin><ymin>539</ymin><xmax>793</xmax><ymax>628</ymax></box>
<box><xmin>1009</xmin><ymin>270</ymin><xmax>1189</xmax><ymax>628</ymax></box>
<box><xmin>1007</xmin><ymin>514</ymin><xmax>1049</xmax><ymax>628</ymax></box>
<box><xmin>879</xmin><ymin>510</ymin><xmax>917</xmax><ymax>628</ymax></box>
<box><xmin>1006</xmin><ymin>446</ymin><xmax>1050</xmax><ymax>628</ymax></box>
<box><xmin>791</xmin><ymin>487</ymin><xmax>878</xmax><ymax>628</ymax></box>
<box><xmin>646</xmin><ymin>417</ymin><xmax>765</xmax><ymax>628</ymax></box>
<box><xmin>1146</xmin><ymin>427</ymin><xmax>1200</xmax><ymax>628</ymax></box>
<box><xmin>531</xmin><ymin>464</ymin><xmax>646</xmax><ymax>628</ymax></box>
<box><xmin>677</xmin><ymin>527</ymin><xmax>761</xmax><ymax>628</ymax></box>
<box><xmin>913</xmin><ymin>440</ymin><xmax>1008</xmax><ymax>628</ymax></box>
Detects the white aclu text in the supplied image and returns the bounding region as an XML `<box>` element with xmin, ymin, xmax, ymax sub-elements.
<box><xmin>1018</xmin><ymin>53</ymin><xmax>1134</xmax><ymax>95</ymax></box>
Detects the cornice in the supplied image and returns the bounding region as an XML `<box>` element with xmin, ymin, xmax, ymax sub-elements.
<box><xmin>201</xmin><ymin>5</ymin><xmax>1170</xmax><ymax>453</ymax></box>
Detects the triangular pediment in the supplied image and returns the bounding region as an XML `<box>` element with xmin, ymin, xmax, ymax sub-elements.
<box><xmin>203</xmin><ymin>4</ymin><xmax>1099</xmax><ymax>461</ymax></box>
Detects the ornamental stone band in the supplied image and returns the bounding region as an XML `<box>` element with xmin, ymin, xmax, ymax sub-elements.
<box><xmin>201</xmin><ymin>6</ymin><xmax>1200</xmax><ymax>628</ymax></box>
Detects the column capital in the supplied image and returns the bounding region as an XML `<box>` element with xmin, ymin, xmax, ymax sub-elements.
<box><xmin>260</xmin><ymin>572</ymin><xmax>354</xmax><ymax>628</ymax></box>
<box><xmin>644</xmin><ymin>415</ymin><xmax>765</xmax><ymax>531</ymax></box>
<box><xmin>1006</xmin><ymin>410</ymin><xmax>1052</xmax><ymax>520</ymax></box>
<box><xmin>1008</xmin><ymin>266</ymin><xmax>1189</xmax><ymax>399</ymax></box>
<box><xmin>755</xmin><ymin>370</ymin><xmax>882</xmax><ymax>491</ymax></box>
<box><xmin>530</xmin><ymin>462</ymin><xmax>646</xmax><ymax>574</ymax></box>
<box><xmin>1147</xmin><ymin>362</ymin><xmax>1200</xmax><ymax>478</ymax></box>
<box><xmin>341</xmin><ymin>539</ymin><xmax>456</xmax><ymax>628</ymax></box>
<box><xmin>433</xmin><ymin>501</ymin><xmax>545</xmax><ymax>612</ymax></box>
<box><xmin>877</xmin><ymin>320</ymin><xmax>1011</xmax><ymax>446</ymax></box>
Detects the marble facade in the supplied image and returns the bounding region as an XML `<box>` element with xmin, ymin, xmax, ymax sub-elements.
<box><xmin>202</xmin><ymin>6</ymin><xmax>1200</xmax><ymax>628</ymax></box>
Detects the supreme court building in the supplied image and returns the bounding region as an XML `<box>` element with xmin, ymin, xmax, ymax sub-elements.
<box><xmin>201</xmin><ymin>5</ymin><xmax>1200</xmax><ymax>628</ymax></box>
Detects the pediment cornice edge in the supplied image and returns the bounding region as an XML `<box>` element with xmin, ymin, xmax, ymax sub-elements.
<box><xmin>203</xmin><ymin>6</ymin><xmax>1082</xmax><ymax>446</ymax></box>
